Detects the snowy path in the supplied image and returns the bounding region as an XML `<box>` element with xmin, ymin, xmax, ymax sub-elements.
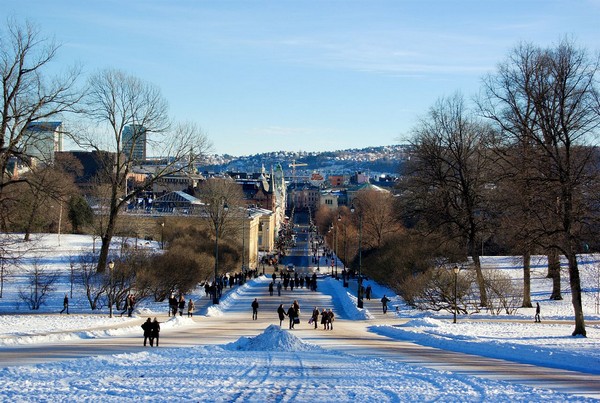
<box><xmin>2</xmin><ymin>274</ymin><xmax>600</xmax><ymax>399</ymax></box>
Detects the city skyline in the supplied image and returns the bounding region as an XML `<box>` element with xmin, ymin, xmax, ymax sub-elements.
<box><xmin>6</xmin><ymin>0</ymin><xmax>600</xmax><ymax>156</ymax></box>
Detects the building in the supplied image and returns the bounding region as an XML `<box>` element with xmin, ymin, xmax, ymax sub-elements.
<box><xmin>122</xmin><ymin>125</ymin><xmax>147</xmax><ymax>162</ymax></box>
<box><xmin>55</xmin><ymin>150</ymin><xmax>115</xmax><ymax>195</ymax></box>
<box><xmin>24</xmin><ymin>121</ymin><xmax>63</xmax><ymax>164</ymax></box>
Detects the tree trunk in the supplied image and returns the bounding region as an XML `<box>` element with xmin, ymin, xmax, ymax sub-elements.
<box><xmin>548</xmin><ymin>248</ymin><xmax>562</xmax><ymax>300</ymax></box>
<box><xmin>522</xmin><ymin>251</ymin><xmax>532</xmax><ymax>307</ymax></box>
<box><xmin>471</xmin><ymin>254</ymin><xmax>488</xmax><ymax>307</ymax></box>
<box><xmin>97</xmin><ymin>203</ymin><xmax>119</xmax><ymax>273</ymax></box>
<box><xmin>566</xmin><ymin>251</ymin><xmax>586</xmax><ymax>337</ymax></box>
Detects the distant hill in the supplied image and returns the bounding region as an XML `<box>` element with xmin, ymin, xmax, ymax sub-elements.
<box><xmin>199</xmin><ymin>145</ymin><xmax>410</xmax><ymax>177</ymax></box>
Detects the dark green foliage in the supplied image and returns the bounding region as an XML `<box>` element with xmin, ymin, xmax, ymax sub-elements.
<box><xmin>68</xmin><ymin>195</ymin><xmax>94</xmax><ymax>233</ymax></box>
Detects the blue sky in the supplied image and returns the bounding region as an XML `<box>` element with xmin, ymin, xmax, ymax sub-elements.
<box><xmin>5</xmin><ymin>1</ymin><xmax>600</xmax><ymax>156</ymax></box>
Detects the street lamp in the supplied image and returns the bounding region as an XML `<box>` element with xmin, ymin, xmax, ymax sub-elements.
<box><xmin>453</xmin><ymin>265</ymin><xmax>460</xmax><ymax>323</ymax></box>
<box><xmin>351</xmin><ymin>204</ymin><xmax>363</xmax><ymax>308</ymax></box>
<box><xmin>213</xmin><ymin>200</ymin><xmax>228</xmax><ymax>304</ymax></box>
<box><xmin>160</xmin><ymin>222</ymin><xmax>165</xmax><ymax>249</ymax></box>
<box><xmin>108</xmin><ymin>260</ymin><xmax>115</xmax><ymax>318</ymax></box>
<box><xmin>335</xmin><ymin>214</ymin><xmax>340</xmax><ymax>278</ymax></box>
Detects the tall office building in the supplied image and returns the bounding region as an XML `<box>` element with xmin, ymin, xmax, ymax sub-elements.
<box><xmin>122</xmin><ymin>125</ymin><xmax>147</xmax><ymax>161</ymax></box>
<box><xmin>24</xmin><ymin>121</ymin><xmax>63</xmax><ymax>164</ymax></box>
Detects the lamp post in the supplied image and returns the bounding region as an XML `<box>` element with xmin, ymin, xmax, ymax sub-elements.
<box><xmin>213</xmin><ymin>200</ymin><xmax>228</xmax><ymax>304</ymax></box>
<box><xmin>351</xmin><ymin>204</ymin><xmax>363</xmax><ymax>308</ymax></box>
<box><xmin>453</xmin><ymin>265</ymin><xmax>460</xmax><ymax>323</ymax></box>
<box><xmin>108</xmin><ymin>260</ymin><xmax>115</xmax><ymax>318</ymax></box>
<box><xmin>335</xmin><ymin>214</ymin><xmax>340</xmax><ymax>278</ymax></box>
<box><xmin>160</xmin><ymin>222</ymin><xmax>165</xmax><ymax>249</ymax></box>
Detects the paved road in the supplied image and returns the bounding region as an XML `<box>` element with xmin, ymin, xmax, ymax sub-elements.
<box><xmin>2</xmin><ymin>274</ymin><xmax>600</xmax><ymax>399</ymax></box>
<box><xmin>2</xmin><ymin>214</ymin><xmax>600</xmax><ymax>399</ymax></box>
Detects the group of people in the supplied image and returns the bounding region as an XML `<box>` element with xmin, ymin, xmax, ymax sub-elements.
<box><xmin>141</xmin><ymin>317</ymin><xmax>160</xmax><ymax>346</ymax></box>
<box><xmin>312</xmin><ymin>307</ymin><xmax>334</xmax><ymax>330</ymax></box>
<box><xmin>270</xmin><ymin>272</ymin><xmax>319</xmax><ymax>293</ymax></box>
<box><xmin>168</xmin><ymin>294</ymin><xmax>195</xmax><ymax>317</ymax></box>
<box><xmin>276</xmin><ymin>300</ymin><xmax>301</xmax><ymax>329</ymax></box>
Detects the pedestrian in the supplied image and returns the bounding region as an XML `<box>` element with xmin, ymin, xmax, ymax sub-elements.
<box><xmin>60</xmin><ymin>293</ymin><xmax>69</xmax><ymax>314</ymax></box>
<box><xmin>178</xmin><ymin>295</ymin><xmax>186</xmax><ymax>316</ymax></box>
<box><xmin>141</xmin><ymin>318</ymin><xmax>152</xmax><ymax>346</ymax></box>
<box><xmin>535</xmin><ymin>302</ymin><xmax>541</xmax><ymax>323</ymax></box>
<box><xmin>151</xmin><ymin>317</ymin><xmax>160</xmax><ymax>347</ymax></box>
<box><xmin>252</xmin><ymin>298</ymin><xmax>259</xmax><ymax>320</ymax></box>
<box><xmin>187</xmin><ymin>298</ymin><xmax>195</xmax><ymax>317</ymax></box>
<box><xmin>127</xmin><ymin>294</ymin><xmax>135</xmax><ymax>317</ymax></box>
<box><xmin>277</xmin><ymin>281</ymin><xmax>282</xmax><ymax>296</ymax></box>
<box><xmin>327</xmin><ymin>309</ymin><xmax>335</xmax><ymax>330</ymax></box>
<box><xmin>287</xmin><ymin>304</ymin><xmax>297</xmax><ymax>329</ymax></box>
<box><xmin>311</xmin><ymin>307</ymin><xmax>319</xmax><ymax>329</ymax></box>
<box><xmin>365</xmin><ymin>285</ymin><xmax>372</xmax><ymax>300</ymax></box>
<box><xmin>381</xmin><ymin>295</ymin><xmax>390</xmax><ymax>314</ymax></box>
<box><xmin>321</xmin><ymin>308</ymin><xmax>328</xmax><ymax>330</ymax></box>
<box><xmin>269</xmin><ymin>282</ymin><xmax>274</xmax><ymax>296</ymax></box>
<box><xmin>168</xmin><ymin>294</ymin><xmax>177</xmax><ymax>317</ymax></box>
<box><xmin>277</xmin><ymin>304</ymin><xmax>286</xmax><ymax>327</ymax></box>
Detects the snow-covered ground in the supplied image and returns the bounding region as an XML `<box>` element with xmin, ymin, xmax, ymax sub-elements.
<box><xmin>0</xmin><ymin>233</ymin><xmax>599</xmax><ymax>401</ymax></box>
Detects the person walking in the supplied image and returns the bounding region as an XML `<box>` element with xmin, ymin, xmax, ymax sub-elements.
<box><xmin>150</xmin><ymin>318</ymin><xmax>160</xmax><ymax>347</ymax></box>
<box><xmin>168</xmin><ymin>294</ymin><xmax>177</xmax><ymax>317</ymax></box>
<box><xmin>178</xmin><ymin>295</ymin><xmax>186</xmax><ymax>316</ymax></box>
<box><xmin>321</xmin><ymin>309</ymin><xmax>328</xmax><ymax>330</ymax></box>
<box><xmin>60</xmin><ymin>293</ymin><xmax>69</xmax><ymax>314</ymax></box>
<box><xmin>277</xmin><ymin>304</ymin><xmax>286</xmax><ymax>327</ymax></box>
<box><xmin>311</xmin><ymin>307</ymin><xmax>319</xmax><ymax>329</ymax></box>
<box><xmin>141</xmin><ymin>318</ymin><xmax>152</xmax><ymax>346</ymax></box>
<box><xmin>252</xmin><ymin>298</ymin><xmax>259</xmax><ymax>320</ymax></box>
<box><xmin>187</xmin><ymin>299</ymin><xmax>195</xmax><ymax>317</ymax></box>
<box><xmin>381</xmin><ymin>295</ymin><xmax>390</xmax><ymax>314</ymax></box>
<box><xmin>127</xmin><ymin>294</ymin><xmax>135</xmax><ymax>317</ymax></box>
<box><xmin>535</xmin><ymin>302</ymin><xmax>541</xmax><ymax>323</ymax></box>
<box><xmin>287</xmin><ymin>304</ymin><xmax>297</xmax><ymax>329</ymax></box>
<box><xmin>268</xmin><ymin>282</ymin><xmax>274</xmax><ymax>296</ymax></box>
<box><xmin>365</xmin><ymin>285</ymin><xmax>372</xmax><ymax>300</ymax></box>
<box><xmin>277</xmin><ymin>281</ymin><xmax>282</xmax><ymax>296</ymax></box>
<box><xmin>327</xmin><ymin>309</ymin><xmax>335</xmax><ymax>330</ymax></box>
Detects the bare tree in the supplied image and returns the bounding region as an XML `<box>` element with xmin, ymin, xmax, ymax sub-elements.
<box><xmin>196</xmin><ymin>178</ymin><xmax>245</xmax><ymax>282</ymax></box>
<box><xmin>352</xmin><ymin>188</ymin><xmax>403</xmax><ymax>250</ymax></box>
<box><xmin>480</xmin><ymin>39</ymin><xmax>600</xmax><ymax>336</ymax></box>
<box><xmin>401</xmin><ymin>93</ymin><xmax>496</xmax><ymax>307</ymax></box>
<box><xmin>18</xmin><ymin>259</ymin><xmax>58</xmax><ymax>310</ymax></box>
<box><xmin>77</xmin><ymin>252</ymin><xmax>106</xmax><ymax>310</ymax></box>
<box><xmin>79</xmin><ymin>68</ymin><xmax>211</xmax><ymax>272</ymax></box>
<box><xmin>0</xmin><ymin>20</ymin><xmax>82</xmax><ymax>230</ymax></box>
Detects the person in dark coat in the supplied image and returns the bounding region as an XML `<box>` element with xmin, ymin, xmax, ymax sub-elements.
<box><xmin>168</xmin><ymin>294</ymin><xmax>177</xmax><ymax>317</ymax></box>
<box><xmin>60</xmin><ymin>294</ymin><xmax>69</xmax><ymax>314</ymax></box>
<box><xmin>277</xmin><ymin>304</ymin><xmax>286</xmax><ymax>327</ymax></box>
<box><xmin>178</xmin><ymin>295</ymin><xmax>186</xmax><ymax>316</ymax></box>
<box><xmin>327</xmin><ymin>309</ymin><xmax>335</xmax><ymax>330</ymax></box>
<box><xmin>535</xmin><ymin>302</ymin><xmax>541</xmax><ymax>323</ymax></box>
<box><xmin>365</xmin><ymin>285</ymin><xmax>372</xmax><ymax>300</ymax></box>
<box><xmin>150</xmin><ymin>318</ymin><xmax>160</xmax><ymax>346</ymax></box>
<box><xmin>141</xmin><ymin>318</ymin><xmax>152</xmax><ymax>346</ymax></box>
<box><xmin>381</xmin><ymin>295</ymin><xmax>390</xmax><ymax>314</ymax></box>
<box><xmin>252</xmin><ymin>298</ymin><xmax>259</xmax><ymax>320</ymax></box>
<box><xmin>311</xmin><ymin>307</ymin><xmax>319</xmax><ymax>329</ymax></box>
<box><xmin>287</xmin><ymin>304</ymin><xmax>297</xmax><ymax>329</ymax></box>
<box><xmin>321</xmin><ymin>308</ymin><xmax>328</xmax><ymax>330</ymax></box>
<box><xmin>268</xmin><ymin>282</ymin><xmax>274</xmax><ymax>296</ymax></box>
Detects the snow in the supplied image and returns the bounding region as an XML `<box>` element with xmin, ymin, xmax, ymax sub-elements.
<box><xmin>0</xmin><ymin>233</ymin><xmax>599</xmax><ymax>401</ymax></box>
